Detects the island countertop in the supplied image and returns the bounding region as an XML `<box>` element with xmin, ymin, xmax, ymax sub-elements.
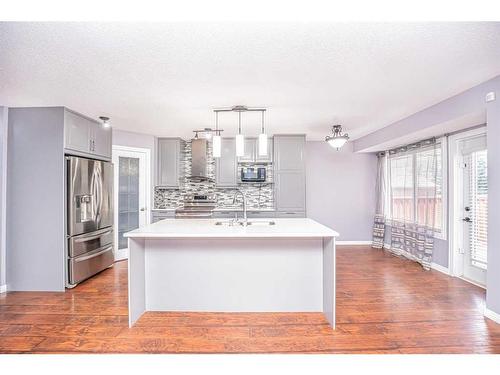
<box><xmin>124</xmin><ymin>218</ymin><xmax>339</xmax><ymax>239</ymax></box>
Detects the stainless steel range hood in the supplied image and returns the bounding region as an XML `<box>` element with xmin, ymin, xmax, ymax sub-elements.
<box><xmin>189</xmin><ymin>138</ymin><xmax>212</xmax><ymax>182</ymax></box>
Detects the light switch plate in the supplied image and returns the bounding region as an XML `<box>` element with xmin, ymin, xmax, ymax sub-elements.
<box><xmin>485</xmin><ymin>91</ymin><xmax>496</xmax><ymax>102</ymax></box>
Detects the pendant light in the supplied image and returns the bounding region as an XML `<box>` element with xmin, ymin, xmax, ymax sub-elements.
<box><xmin>325</xmin><ymin>125</ymin><xmax>349</xmax><ymax>150</ymax></box>
<box><xmin>212</xmin><ymin>112</ymin><xmax>221</xmax><ymax>158</ymax></box>
<box><xmin>235</xmin><ymin>111</ymin><xmax>245</xmax><ymax>157</ymax></box>
<box><xmin>258</xmin><ymin>110</ymin><xmax>268</xmax><ymax>156</ymax></box>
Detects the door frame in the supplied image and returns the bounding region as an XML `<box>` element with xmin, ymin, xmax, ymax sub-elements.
<box><xmin>112</xmin><ymin>145</ymin><xmax>151</xmax><ymax>261</ymax></box>
<box><xmin>448</xmin><ymin>126</ymin><xmax>487</xmax><ymax>287</ymax></box>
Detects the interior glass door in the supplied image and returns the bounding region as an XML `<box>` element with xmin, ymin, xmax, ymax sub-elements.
<box><xmin>462</xmin><ymin>143</ymin><xmax>487</xmax><ymax>286</ymax></box>
<box><xmin>118</xmin><ymin>156</ymin><xmax>140</xmax><ymax>250</ymax></box>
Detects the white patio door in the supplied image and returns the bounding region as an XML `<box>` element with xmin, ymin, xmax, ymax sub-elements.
<box><xmin>112</xmin><ymin>146</ymin><xmax>150</xmax><ymax>261</ymax></box>
<box><xmin>461</xmin><ymin>144</ymin><xmax>488</xmax><ymax>286</ymax></box>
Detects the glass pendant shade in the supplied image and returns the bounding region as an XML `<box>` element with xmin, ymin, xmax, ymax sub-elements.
<box><xmin>212</xmin><ymin>135</ymin><xmax>221</xmax><ymax>158</ymax></box>
<box><xmin>327</xmin><ymin>137</ymin><xmax>348</xmax><ymax>149</ymax></box>
<box><xmin>258</xmin><ymin>133</ymin><xmax>268</xmax><ymax>156</ymax></box>
<box><xmin>236</xmin><ymin>134</ymin><xmax>245</xmax><ymax>157</ymax></box>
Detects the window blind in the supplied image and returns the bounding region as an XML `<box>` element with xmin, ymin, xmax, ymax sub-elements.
<box><xmin>468</xmin><ymin>150</ymin><xmax>488</xmax><ymax>270</ymax></box>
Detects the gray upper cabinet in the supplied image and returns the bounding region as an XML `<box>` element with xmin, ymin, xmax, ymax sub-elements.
<box><xmin>238</xmin><ymin>137</ymin><xmax>273</xmax><ymax>163</ymax></box>
<box><xmin>64</xmin><ymin>110</ymin><xmax>92</xmax><ymax>153</ymax></box>
<box><xmin>157</xmin><ymin>138</ymin><xmax>184</xmax><ymax>188</ymax></box>
<box><xmin>274</xmin><ymin>135</ymin><xmax>304</xmax><ymax>170</ymax></box>
<box><xmin>273</xmin><ymin>135</ymin><xmax>306</xmax><ymax>215</ymax></box>
<box><xmin>91</xmin><ymin>122</ymin><xmax>112</xmax><ymax>158</ymax></box>
<box><xmin>216</xmin><ymin>138</ymin><xmax>238</xmax><ymax>187</ymax></box>
<box><xmin>238</xmin><ymin>138</ymin><xmax>256</xmax><ymax>163</ymax></box>
<box><xmin>64</xmin><ymin>109</ymin><xmax>112</xmax><ymax>159</ymax></box>
<box><xmin>255</xmin><ymin>137</ymin><xmax>273</xmax><ymax>163</ymax></box>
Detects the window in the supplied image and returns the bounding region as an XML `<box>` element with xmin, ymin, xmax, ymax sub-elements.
<box><xmin>387</xmin><ymin>141</ymin><xmax>446</xmax><ymax>237</ymax></box>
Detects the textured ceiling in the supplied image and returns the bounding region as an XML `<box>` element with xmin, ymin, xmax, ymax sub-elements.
<box><xmin>1</xmin><ymin>22</ymin><xmax>500</xmax><ymax>140</ymax></box>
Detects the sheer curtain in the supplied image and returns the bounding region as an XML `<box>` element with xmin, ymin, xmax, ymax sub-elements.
<box><xmin>389</xmin><ymin>139</ymin><xmax>438</xmax><ymax>270</ymax></box>
<box><xmin>372</xmin><ymin>152</ymin><xmax>387</xmax><ymax>249</ymax></box>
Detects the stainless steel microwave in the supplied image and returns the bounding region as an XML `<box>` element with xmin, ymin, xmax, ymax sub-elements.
<box><xmin>241</xmin><ymin>167</ymin><xmax>266</xmax><ymax>182</ymax></box>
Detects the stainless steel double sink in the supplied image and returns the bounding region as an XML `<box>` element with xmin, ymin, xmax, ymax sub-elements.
<box><xmin>215</xmin><ymin>220</ymin><xmax>276</xmax><ymax>226</ymax></box>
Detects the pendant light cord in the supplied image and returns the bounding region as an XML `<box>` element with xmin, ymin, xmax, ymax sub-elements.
<box><xmin>261</xmin><ymin>110</ymin><xmax>265</xmax><ymax>133</ymax></box>
<box><xmin>238</xmin><ymin>111</ymin><xmax>242</xmax><ymax>135</ymax></box>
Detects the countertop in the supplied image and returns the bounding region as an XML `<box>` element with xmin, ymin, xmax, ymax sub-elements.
<box><xmin>124</xmin><ymin>218</ymin><xmax>339</xmax><ymax>239</ymax></box>
<box><xmin>151</xmin><ymin>207</ymin><xmax>276</xmax><ymax>212</ymax></box>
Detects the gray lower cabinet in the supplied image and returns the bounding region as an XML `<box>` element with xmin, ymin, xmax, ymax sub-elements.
<box><xmin>274</xmin><ymin>135</ymin><xmax>306</xmax><ymax>215</ymax></box>
<box><xmin>247</xmin><ymin>211</ymin><xmax>276</xmax><ymax>218</ymax></box>
<box><xmin>213</xmin><ymin>211</ymin><xmax>276</xmax><ymax>219</ymax></box>
<box><xmin>157</xmin><ymin>138</ymin><xmax>184</xmax><ymax>188</ymax></box>
<box><xmin>152</xmin><ymin>211</ymin><xmax>175</xmax><ymax>223</ymax></box>
<box><xmin>212</xmin><ymin>211</ymin><xmax>238</xmax><ymax>219</ymax></box>
<box><xmin>275</xmin><ymin>211</ymin><xmax>305</xmax><ymax>218</ymax></box>
<box><xmin>215</xmin><ymin>138</ymin><xmax>238</xmax><ymax>187</ymax></box>
<box><xmin>64</xmin><ymin>108</ymin><xmax>112</xmax><ymax>159</ymax></box>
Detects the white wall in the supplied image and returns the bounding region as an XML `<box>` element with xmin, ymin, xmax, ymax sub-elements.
<box><xmin>306</xmin><ymin>141</ymin><xmax>377</xmax><ymax>241</ymax></box>
<box><xmin>0</xmin><ymin>106</ymin><xmax>7</xmax><ymax>292</ymax></box>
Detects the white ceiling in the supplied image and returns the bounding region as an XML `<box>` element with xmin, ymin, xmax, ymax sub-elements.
<box><xmin>1</xmin><ymin>22</ymin><xmax>500</xmax><ymax>140</ymax></box>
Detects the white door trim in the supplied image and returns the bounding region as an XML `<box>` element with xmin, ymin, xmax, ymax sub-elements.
<box><xmin>112</xmin><ymin>145</ymin><xmax>151</xmax><ymax>261</ymax></box>
<box><xmin>448</xmin><ymin>126</ymin><xmax>487</xmax><ymax>280</ymax></box>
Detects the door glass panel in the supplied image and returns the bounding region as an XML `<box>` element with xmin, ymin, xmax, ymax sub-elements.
<box><xmin>468</xmin><ymin>150</ymin><xmax>488</xmax><ymax>270</ymax></box>
<box><xmin>117</xmin><ymin>157</ymin><xmax>140</xmax><ymax>250</ymax></box>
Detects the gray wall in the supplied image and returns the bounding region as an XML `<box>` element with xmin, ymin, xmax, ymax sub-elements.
<box><xmin>354</xmin><ymin>75</ymin><xmax>500</xmax><ymax>152</ymax></box>
<box><xmin>355</xmin><ymin>75</ymin><xmax>500</xmax><ymax>316</ymax></box>
<box><xmin>0</xmin><ymin>106</ymin><xmax>7</xmax><ymax>290</ymax></box>
<box><xmin>112</xmin><ymin>129</ymin><xmax>156</xmax><ymax>210</ymax></box>
<box><xmin>305</xmin><ymin>141</ymin><xmax>377</xmax><ymax>241</ymax></box>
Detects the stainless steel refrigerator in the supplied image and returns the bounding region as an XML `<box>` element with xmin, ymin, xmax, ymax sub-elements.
<box><xmin>66</xmin><ymin>156</ymin><xmax>114</xmax><ymax>286</ymax></box>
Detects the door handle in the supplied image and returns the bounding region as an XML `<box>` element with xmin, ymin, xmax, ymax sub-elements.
<box><xmin>75</xmin><ymin>245</ymin><xmax>113</xmax><ymax>262</ymax></box>
<box><xmin>140</xmin><ymin>207</ymin><xmax>146</xmax><ymax>212</ymax></box>
<box><xmin>462</xmin><ymin>217</ymin><xmax>472</xmax><ymax>223</ymax></box>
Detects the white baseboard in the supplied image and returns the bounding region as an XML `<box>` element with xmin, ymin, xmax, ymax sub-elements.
<box><xmin>430</xmin><ymin>262</ymin><xmax>450</xmax><ymax>275</ymax></box>
<box><xmin>484</xmin><ymin>308</ymin><xmax>500</xmax><ymax>324</ymax></box>
<box><xmin>382</xmin><ymin>243</ymin><xmax>450</xmax><ymax>275</ymax></box>
<box><xmin>0</xmin><ymin>284</ymin><xmax>6</xmax><ymax>294</ymax></box>
<box><xmin>336</xmin><ymin>241</ymin><xmax>372</xmax><ymax>246</ymax></box>
<box><xmin>114</xmin><ymin>249</ymin><xmax>129</xmax><ymax>262</ymax></box>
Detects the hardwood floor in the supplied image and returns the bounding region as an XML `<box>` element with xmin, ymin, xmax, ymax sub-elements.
<box><xmin>1</xmin><ymin>245</ymin><xmax>500</xmax><ymax>354</ymax></box>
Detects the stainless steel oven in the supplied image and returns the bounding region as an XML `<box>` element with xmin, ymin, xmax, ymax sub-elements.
<box><xmin>66</xmin><ymin>156</ymin><xmax>114</xmax><ymax>286</ymax></box>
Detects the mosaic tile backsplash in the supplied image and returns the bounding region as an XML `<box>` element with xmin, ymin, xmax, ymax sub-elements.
<box><xmin>154</xmin><ymin>140</ymin><xmax>275</xmax><ymax>210</ymax></box>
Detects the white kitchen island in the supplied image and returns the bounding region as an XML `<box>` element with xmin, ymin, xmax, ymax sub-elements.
<box><xmin>125</xmin><ymin>218</ymin><xmax>339</xmax><ymax>328</ymax></box>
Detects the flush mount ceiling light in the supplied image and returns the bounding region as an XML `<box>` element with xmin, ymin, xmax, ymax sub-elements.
<box><xmin>99</xmin><ymin>116</ymin><xmax>111</xmax><ymax>128</ymax></box>
<box><xmin>325</xmin><ymin>125</ymin><xmax>349</xmax><ymax>150</ymax></box>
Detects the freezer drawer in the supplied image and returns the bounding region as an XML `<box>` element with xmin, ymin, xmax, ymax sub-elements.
<box><xmin>68</xmin><ymin>227</ymin><xmax>113</xmax><ymax>257</ymax></box>
<box><xmin>68</xmin><ymin>245</ymin><xmax>114</xmax><ymax>285</ymax></box>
